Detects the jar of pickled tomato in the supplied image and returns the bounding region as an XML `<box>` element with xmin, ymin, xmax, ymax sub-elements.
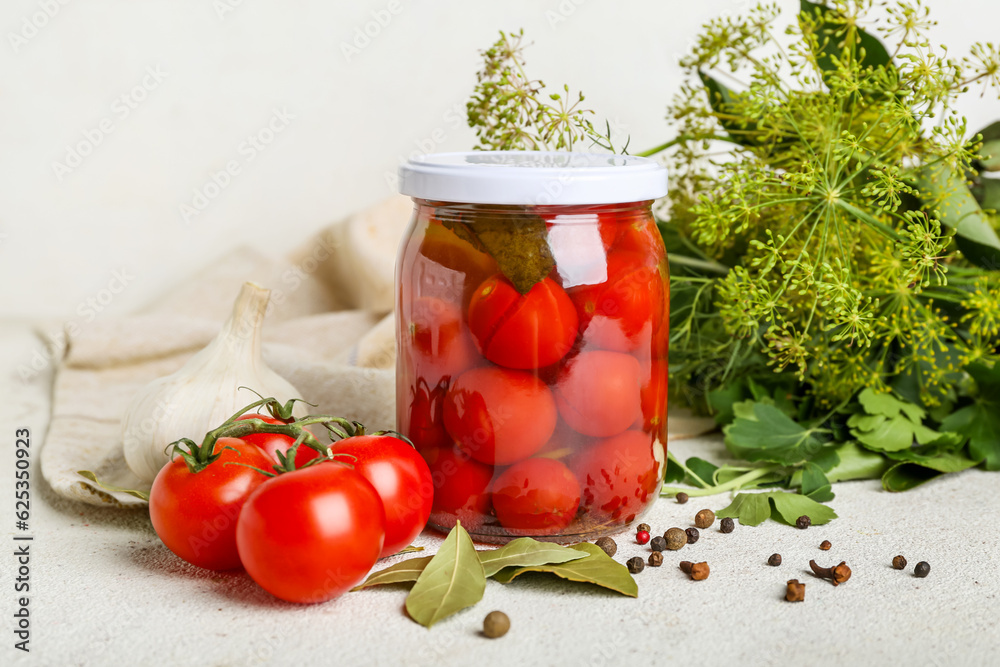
<box><xmin>396</xmin><ymin>151</ymin><xmax>668</xmax><ymax>543</ymax></box>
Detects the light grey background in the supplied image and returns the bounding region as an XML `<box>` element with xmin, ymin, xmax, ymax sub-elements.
<box><xmin>1</xmin><ymin>0</ymin><xmax>998</xmax><ymax>319</ymax></box>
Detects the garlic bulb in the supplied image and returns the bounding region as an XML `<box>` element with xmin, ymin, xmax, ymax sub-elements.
<box><xmin>122</xmin><ymin>282</ymin><xmax>302</xmax><ymax>483</ymax></box>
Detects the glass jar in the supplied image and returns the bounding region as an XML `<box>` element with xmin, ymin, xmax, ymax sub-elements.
<box><xmin>396</xmin><ymin>151</ymin><xmax>668</xmax><ymax>543</ymax></box>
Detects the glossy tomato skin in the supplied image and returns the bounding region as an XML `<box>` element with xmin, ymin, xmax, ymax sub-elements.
<box><xmin>235</xmin><ymin>414</ymin><xmax>324</xmax><ymax>469</ymax></box>
<box><xmin>638</xmin><ymin>359</ymin><xmax>669</xmax><ymax>442</ymax></box>
<box><xmin>554</xmin><ymin>350</ymin><xmax>642</xmax><ymax>437</ymax></box>
<box><xmin>329</xmin><ymin>434</ymin><xmax>433</xmax><ymax>558</ymax></box>
<box><xmin>149</xmin><ymin>437</ymin><xmax>273</xmax><ymax>571</ymax></box>
<box><xmin>407</xmin><ymin>296</ymin><xmax>478</xmax><ymax>379</ymax></box>
<box><xmin>236</xmin><ymin>462</ymin><xmax>385</xmax><ymax>604</ymax></box>
<box><xmin>443</xmin><ymin>366</ymin><xmax>557</xmax><ymax>465</ymax></box>
<box><xmin>467</xmin><ymin>274</ymin><xmax>578</xmax><ymax>370</ymax></box>
<box><xmin>492</xmin><ymin>458</ymin><xmax>581</xmax><ymax>536</ymax></box>
<box><xmin>574</xmin><ymin>430</ymin><xmax>660</xmax><ymax>525</ymax></box>
<box><xmin>423</xmin><ymin>446</ymin><xmax>494</xmax><ymax>531</ymax></box>
<box><xmin>569</xmin><ymin>251</ymin><xmax>663</xmax><ymax>353</ymax></box>
<box><xmin>403</xmin><ymin>377</ymin><xmax>451</xmax><ymax>452</ymax></box>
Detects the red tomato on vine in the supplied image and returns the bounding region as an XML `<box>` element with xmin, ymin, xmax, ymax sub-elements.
<box><xmin>149</xmin><ymin>437</ymin><xmax>274</xmax><ymax>571</ymax></box>
<box><xmin>329</xmin><ymin>432</ymin><xmax>433</xmax><ymax>558</ymax></box>
<box><xmin>236</xmin><ymin>462</ymin><xmax>386</xmax><ymax>604</ymax></box>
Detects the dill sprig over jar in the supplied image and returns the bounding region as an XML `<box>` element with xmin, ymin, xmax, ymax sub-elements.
<box><xmin>396</xmin><ymin>151</ymin><xmax>668</xmax><ymax>543</ymax></box>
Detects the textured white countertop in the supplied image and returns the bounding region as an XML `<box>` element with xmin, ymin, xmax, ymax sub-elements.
<box><xmin>2</xmin><ymin>322</ymin><xmax>998</xmax><ymax>667</ymax></box>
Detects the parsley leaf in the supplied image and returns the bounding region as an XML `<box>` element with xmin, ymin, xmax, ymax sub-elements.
<box><xmin>799</xmin><ymin>462</ymin><xmax>834</xmax><ymax>502</ymax></box>
<box><xmin>724</xmin><ymin>401</ymin><xmax>827</xmax><ymax>464</ymax></box>
<box><xmin>716</xmin><ymin>491</ymin><xmax>838</xmax><ymax>527</ymax></box>
<box><xmin>940</xmin><ymin>363</ymin><xmax>1000</xmax><ymax>470</ymax></box>
<box><xmin>848</xmin><ymin>388</ymin><xmax>961</xmax><ymax>454</ymax></box>
<box><xmin>768</xmin><ymin>491</ymin><xmax>838</xmax><ymax>526</ymax></box>
<box><xmin>882</xmin><ymin>451</ymin><xmax>982</xmax><ymax>491</ymax></box>
<box><xmin>715</xmin><ymin>492</ymin><xmax>772</xmax><ymax>526</ymax></box>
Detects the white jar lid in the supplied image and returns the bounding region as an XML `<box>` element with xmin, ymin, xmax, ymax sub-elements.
<box><xmin>398</xmin><ymin>151</ymin><xmax>668</xmax><ymax>205</ymax></box>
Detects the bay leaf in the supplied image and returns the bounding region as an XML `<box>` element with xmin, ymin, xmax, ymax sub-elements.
<box><xmin>395</xmin><ymin>545</ymin><xmax>425</xmax><ymax>555</ymax></box>
<box><xmin>440</xmin><ymin>206</ymin><xmax>554</xmax><ymax>294</ymax></box>
<box><xmin>491</xmin><ymin>542</ymin><xmax>637</xmax><ymax>597</ymax></box>
<box><xmin>478</xmin><ymin>537</ymin><xmax>588</xmax><ymax>578</ymax></box>
<box><xmin>77</xmin><ymin>471</ymin><xmax>150</xmax><ymax>502</ymax></box>
<box><xmin>404</xmin><ymin>521</ymin><xmax>486</xmax><ymax>628</ymax></box>
<box><xmin>350</xmin><ymin>556</ymin><xmax>433</xmax><ymax>591</ymax></box>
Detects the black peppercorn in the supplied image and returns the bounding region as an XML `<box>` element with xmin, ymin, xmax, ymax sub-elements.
<box><xmin>819</xmin><ymin>540</ymin><xmax>832</xmax><ymax>551</ymax></box>
<box><xmin>649</xmin><ymin>535</ymin><xmax>667</xmax><ymax>552</ymax></box>
<box><xmin>594</xmin><ymin>536</ymin><xmax>617</xmax><ymax>558</ymax></box>
<box><xmin>796</xmin><ymin>515</ymin><xmax>811</xmax><ymax>529</ymax></box>
<box><xmin>627</xmin><ymin>556</ymin><xmax>645</xmax><ymax>574</ymax></box>
<box><xmin>676</xmin><ymin>492</ymin><xmax>689</xmax><ymax>504</ymax></box>
<box><xmin>892</xmin><ymin>555</ymin><xmax>907</xmax><ymax>570</ymax></box>
<box><xmin>648</xmin><ymin>551</ymin><xmax>664</xmax><ymax>567</ymax></box>
<box><xmin>685</xmin><ymin>527</ymin><xmax>700</xmax><ymax>544</ymax></box>
<box><xmin>636</xmin><ymin>523</ymin><xmax>651</xmax><ymax>533</ymax></box>
<box><xmin>768</xmin><ymin>553</ymin><xmax>782</xmax><ymax>566</ymax></box>
<box><xmin>914</xmin><ymin>561</ymin><xmax>930</xmax><ymax>578</ymax></box>
<box><xmin>720</xmin><ymin>517</ymin><xmax>735</xmax><ymax>533</ymax></box>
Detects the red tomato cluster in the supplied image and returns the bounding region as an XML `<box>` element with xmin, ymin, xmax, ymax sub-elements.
<box><xmin>397</xmin><ymin>203</ymin><xmax>669</xmax><ymax>538</ymax></box>
<box><xmin>148</xmin><ymin>417</ymin><xmax>432</xmax><ymax>604</ymax></box>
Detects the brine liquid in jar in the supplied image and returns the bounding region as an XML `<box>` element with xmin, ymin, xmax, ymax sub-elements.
<box><xmin>396</xmin><ymin>152</ymin><xmax>669</xmax><ymax>543</ymax></box>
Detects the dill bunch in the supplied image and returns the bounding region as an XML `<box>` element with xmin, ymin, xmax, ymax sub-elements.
<box><xmin>657</xmin><ymin>0</ymin><xmax>1000</xmax><ymax>414</ymax></box>
<box><xmin>466</xmin><ymin>29</ymin><xmax>626</xmax><ymax>153</ymax></box>
<box><xmin>466</xmin><ymin>2</ymin><xmax>1000</xmax><ymax>500</ymax></box>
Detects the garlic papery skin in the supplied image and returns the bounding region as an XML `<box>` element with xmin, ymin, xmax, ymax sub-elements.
<box><xmin>121</xmin><ymin>282</ymin><xmax>302</xmax><ymax>483</ymax></box>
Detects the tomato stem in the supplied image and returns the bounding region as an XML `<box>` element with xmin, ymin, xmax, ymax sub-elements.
<box><xmin>166</xmin><ymin>396</ymin><xmax>373</xmax><ymax>476</ymax></box>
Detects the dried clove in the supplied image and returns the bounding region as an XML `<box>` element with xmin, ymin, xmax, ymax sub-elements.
<box><xmin>785</xmin><ymin>579</ymin><xmax>806</xmax><ymax>602</ymax></box>
<box><xmin>809</xmin><ymin>559</ymin><xmax>851</xmax><ymax>585</ymax></box>
<box><xmin>679</xmin><ymin>561</ymin><xmax>709</xmax><ymax>580</ymax></box>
